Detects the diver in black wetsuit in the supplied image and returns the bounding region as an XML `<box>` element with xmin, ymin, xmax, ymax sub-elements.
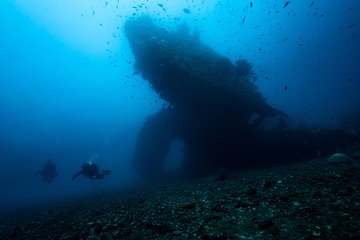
<box><xmin>71</xmin><ymin>162</ymin><xmax>111</xmax><ymax>181</ymax></box>
<box><xmin>32</xmin><ymin>159</ymin><xmax>57</xmax><ymax>183</ymax></box>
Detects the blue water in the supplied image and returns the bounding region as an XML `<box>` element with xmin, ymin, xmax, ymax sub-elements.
<box><xmin>0</xmin><ymin>0</ymin><xmax>359</xmax><ymax>215</ymax></box>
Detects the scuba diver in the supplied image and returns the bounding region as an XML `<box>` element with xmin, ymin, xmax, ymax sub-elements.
<box><xmin>32</xmin><ymin>159</ymin><xmax>57</xmax><ymax>183</ymax></box>
<box><xmin>71</xmin><ymin>161</ymin><xmax>111</xmax><ymax>181</ymax></box>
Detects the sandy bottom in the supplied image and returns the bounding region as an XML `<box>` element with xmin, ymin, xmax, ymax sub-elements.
<box><xmin>1</xmin><ymin>156</ymin><xmax>359</xmax><ymax>239</ymax></box>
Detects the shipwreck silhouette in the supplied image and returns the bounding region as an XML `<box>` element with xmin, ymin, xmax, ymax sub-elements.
<box><xmin>125</xmin><ymin>16</ymin><xmax>359</xmax><ymax>179</ymax></box>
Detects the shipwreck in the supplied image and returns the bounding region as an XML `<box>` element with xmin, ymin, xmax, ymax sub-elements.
<box><xmin>125</xmin><ymin>16</ymin><xmax>359</xmax><ymax>179</ymax></box>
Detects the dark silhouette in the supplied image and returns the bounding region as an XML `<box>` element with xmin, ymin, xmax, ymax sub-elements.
<box><xmin>125</xmin><ymin>17</ymin><xmax>286</xmax><ymax>178</ymax></box>
<box><xmin>32</xmin><ymin>159</ymin><xmax>57</xmax><ymax>183</ymax></box>
<box><xmin>71</xmin><ymin>162</ymin><xmax>111</xmax><ymax>181</ymax></box>
<box><xmin>125</xmin><ymin>16</ymin><xmax>360</xmax><ymax>179</ymax></box>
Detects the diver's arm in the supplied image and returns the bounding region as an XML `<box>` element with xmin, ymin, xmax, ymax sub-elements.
<box><xmin>71</xmin><ymin>171</ymin><xmax>82</xmax><ymax>181</ymax></box>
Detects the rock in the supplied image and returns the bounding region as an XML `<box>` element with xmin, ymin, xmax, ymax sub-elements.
<box><xmin>173</xmin><ymin>230</ymin><xmax>182</xmax><ymax>236</ymax></box>
<box><xmin>180</xmin><ymin>201</ymin><xmax>197</xmax><ymax>209</ymax></box>
<box><xmin>256</xmin><ymin>219</ymin><xmax>275</xmax><ymax>230</ymax></box>
<box><xmin>328</xmin><ymin>153</ymin><xmax>351</xmax><ymax>163</ymax></box>
<box><xmin>246</xmin><ymin>187</ymin><xmax>257</xmax><ymax>196</ymax></box>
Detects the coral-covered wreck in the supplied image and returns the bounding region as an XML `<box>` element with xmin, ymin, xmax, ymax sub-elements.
<box><xmin>125</xmin><ymin>16</ymin><xmax>359</xmax><ymax>178</ymax></box>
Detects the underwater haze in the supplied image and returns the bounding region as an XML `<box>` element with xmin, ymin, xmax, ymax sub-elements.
<box><xmin>0</xmin><ymin>0</ymin><xmax>359</xmax><ymax>217</ymax></box>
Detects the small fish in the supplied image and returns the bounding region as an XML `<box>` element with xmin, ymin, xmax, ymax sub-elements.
<box><xmin>242</xmin><ymin>17</ymin><xmax>246</xmax><ymax>23</ymax></box>
<box><xmin>309</xmin><ymin>1</ymin><xmax>314</xmax><ymax>8</ymax></box>
<box><xmin>157</xmin><ymin>3</ymin><xmax>166</xmax><ymax>12</ymax></box>
<box><xmin>183</xmin><ymin>8</ymin><xmax>191</xmax><ymax>14</ymax></box>
<box><xmin>283</xmin><ymin>1</ymin><xmax>290</xmax><ymax>8</ymax></box>
<box><xmin>250</xmin><ymin>2</ymin><xmax>253</xmax><ymax>8</ymax></box>
<box><xmin>284</xmin><ymin>86</ymin><xmax>288</xmax><ymax>90</ymax></box>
